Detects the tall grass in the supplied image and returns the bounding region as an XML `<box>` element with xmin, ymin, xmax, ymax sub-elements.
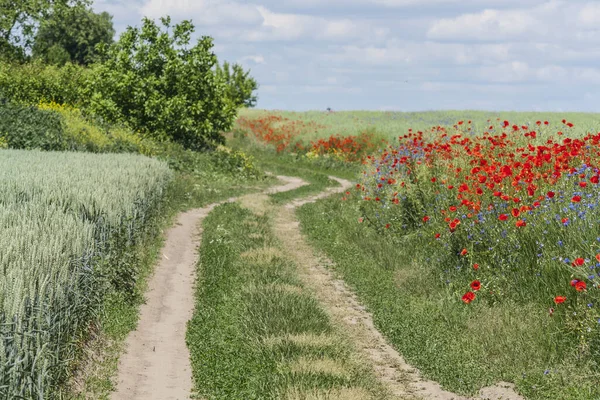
<box><xmin>0</xmin><ymin>150</ymin><xmax>171</xmax><ymax>399</ymax></box>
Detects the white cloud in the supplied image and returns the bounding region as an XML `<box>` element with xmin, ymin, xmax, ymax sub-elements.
<box><xmin>427</xmin><ymin>8</ymin><xmax>542</xmax><ymax>41</ymax></box>
<box><xmin>239</xmin><ymin>55</ymin><xmax>266</xmax><ymax>64</ymax></box>
<box><xmin>246</xmin><ymin>6</ymin><xmax>387</xmax><ymax>42</ymax></box>
<box><xmin>141</xmin><ymin>0</ymin><xmax>264</xmax><ymax>26</ymax></box>
<box><xmin>578</xmin><ymin>2</ymin><xmax>600</xmax><ymax>26</ymax></box>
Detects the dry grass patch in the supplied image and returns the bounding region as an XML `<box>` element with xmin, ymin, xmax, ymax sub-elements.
<box><xmin>238</xmin><ymin>193</ymin><xmax>271</xmax><ymax>215</ymax></box>
<box><xmin>263</xmin><ymin>333</ymin><xmax>339</xmax><ymax>349</ymax></box>
<box><xmin>286</xmin><ymin>357</ymin><xmax>350</xmax><ymax>379</ymax></box>
<box><xmin>282</xmin><ymin>386</ymin><xmax>374</xmax><ymax>400</ymax></box>
<box><xmin>240</xmin><ymin>246</ymin><xmax>284</xmax><ymax>265</ymax></box>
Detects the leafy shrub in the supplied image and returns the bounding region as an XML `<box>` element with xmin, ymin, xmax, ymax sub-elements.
<box><xmin>0</xmin><ymin>61</ymin><xmax>90</xmax><ymax>106</ymax></box>
<box><xmin>0</xmin><ymin>99</ymin><xmax>67</xmax><ymax>150</ymax></box>
<box><xmin>37</xmin><ymin>100</ymin><xmax>158</xmax><ymax>154</ymax></box>
<box><xmin>87</xmin><ymin>17</ymin><xmax>236</xmax><ymax>150</ymax></box>
<box><xmin>155</xmin><ymin>141</ymin><xmax>261</xmax><ymax>179</ymax></box>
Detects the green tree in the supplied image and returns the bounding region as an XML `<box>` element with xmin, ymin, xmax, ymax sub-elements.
<box><xmin>32</xmin><ymin>6</ymin><xmax>115</xmax><ymax>66</ymax></box>
<box><xmin>87</xmin><ymin>17</ymin><xmax>236</xmax><ymax>150</ymax></box>
<box><xmin>216</xmin><ymin>61</ymin><xmax>258</xmax><ymax>108</ymax></box>
<box><xmin>0</xmin><ymin>0</ymin><xmax>88</xmax><ymax>60</ymax></box>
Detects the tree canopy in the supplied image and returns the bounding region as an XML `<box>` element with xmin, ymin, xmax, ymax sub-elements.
<box><xmin>0</xmin><ymin>0</ymin><xmax>88</xmax><ymax>60</ymax></box>
<box><xmin>32</xmin><ymin>5</ymin><xmax>114</xmax><ymax>66</ymax></box>
<box><xmin>216</xmin><ymin>61</ymin><xmax>258</xmax><ymax>108</ymax></box>
<box><xmin>87</xmin><ymin>17</ymin><xmax>237</xmax><ymax>150</ymax></box>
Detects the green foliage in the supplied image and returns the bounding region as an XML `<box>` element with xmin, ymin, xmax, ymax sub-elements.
<box><xmin>87</xmin><ymin>17</ymin><xmax>236</xmax><ymax>150</ymax></box>
<box><xmin>38</xmin><ymin>100</ymin><xmax>159</xmax><ymax>154</ymax></box>
<box><xmin>216</xmin><ymin>61</ymin><xmax>258</xmax><ymax>108</ymax></box>
<box><xmin>0</xmin><ymin>99</ymin><xmax>67</xmax><ymax>150</ymax></box>
<box><xmin>0</xmin><ymin>150</ymin><xmax>171</xmax><ymax>399</ymax></box>
<box><xmin>33</xmin><ymin>5</ymin><xmax>114</xmax><ymax>66</ymax></box>
<box><xmin>0</xmin><ymin>61</ymin><xmax>90</xmax><ymax>106</ymax></box>
<box><xmin>0</xmin><ymin>0</ymin><xmax>88</xmax><ymax>60</ymax></box>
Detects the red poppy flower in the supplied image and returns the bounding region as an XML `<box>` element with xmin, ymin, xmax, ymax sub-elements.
<box><xmin>579</xmin><ymin>182</ymin><xmax>587</xmax><ymax>188</ymax></box>
<box><xmin>561</xmin><ymin>218</ymin><xmax>569</xmax><ymax>224</ymax></box>
<box><xmin>516</xmin><ymin>220</ymin><xmax>526</xmax><ymax>228</ymax></box>
<box><xmin>511</xmin><ymin>208</ymin><xmax>520</xmax><ymax>218</ymax></box>
<box><xmin>554</xmin><ymin>296</ymin><xmax>566</xmax><ymax>304</ymax></box>
<box><xmin>470</xmin><ymin>280</ymin><xmax>481</xmax><ymax>291</ymax></box>
<box><xmin>385</xmin><ymin>224</ymin><xmax>390</xmax><ymax>229</ymax></box>
<box><xmin>573</xmin><ymin>257</ymin><xmax>585</xmax><ymax>266</ymax></box>
<box><xmin>435</xmin><ymin>233</ymin><xmax>441</xmax><ymax>239</ymax></box>
<box><xmin>575</xmin><ymin>281</ymin><xmax>587</xmax><ymax>292</ymax></box>
<box><xmin>473</xmin><ymin>263</ymin><xmax>479</xmax><ymax>270</ymax></box>
<box><xmin>449</xmin><ymin>206</ymin><xmax>457</xmax><ymax>212</ymax></box>
<box><xmin>567</xmin><ymin>122</ymin><xmax>574</xmax><ymax>128</ymax></box>
<box><xmin>431</xmin><ymin>177</ymin><xmax>437</xmax><ymax>183</ymax></box>
<box><xmin>596</xmin><ymin>254</ymin><xmax>600</xmax><ymax>262</ymax></box>
<box><xmin>592</xmin><ymin>176</ymin><xmax>599</xmax><ymax>184</ymax></box>
<box><xmin>462</xmin><ymin>291</ymin><xmax>476</xmax><ymax>304</ymax></box>
<box><xmin>460</xmin><ymin>248</ymin><xmax>468</xmax><ymax>256</ymax></box>
<box><xmin>572</xmin><ymin>195</ymin><xmax>581</xmax><ymax>203</ymax></box>
<box><xmin>571</xmin><ymin>279</ymin><xmax>579</xmax><ymax>287</ymax></box>
<box><xmin>423</xmin><ymin>216</ymin><xmax>430</xmax><ymax>222</ymax></box>
<box><xmin>547</xmin><ymin>191</ymin><xmax>555</xmax><ymax>198</ymax></box>
<box><xmin>499</xmin><ymin>214</ymin><xmax>508</xmax><ymax>221</ymax></box>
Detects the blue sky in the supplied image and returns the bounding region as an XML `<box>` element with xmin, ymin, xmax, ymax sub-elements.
<box><xmin>93</xmin><ymin>0</ymin><xmax>600</xmax><ymax>112</ymax></box>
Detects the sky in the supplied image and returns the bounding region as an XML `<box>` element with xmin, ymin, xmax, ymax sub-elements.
<box><xmin>93</xmin><ymin>0</ymin><xmax>600</xmax><ymax>112</ymax></box>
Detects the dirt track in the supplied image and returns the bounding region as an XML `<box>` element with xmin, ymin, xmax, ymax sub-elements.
<box><xmin>112</xmin><ymin>175</ymin><xmax>523</xmax><ymax>400</ymax></box>
<box><xmin>111</xmin><ymin>176</ymin><xmax>307</xmax><ymax>400</ymax></box>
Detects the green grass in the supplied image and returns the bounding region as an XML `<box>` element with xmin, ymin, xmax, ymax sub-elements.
<box><xmin>186</xmin><ymin>202</ymin><xmax>387</xmax><ymax>399</ymax></box>
<box><xmin>296</xmin><ymin>197</ymin><xmax>600</xmax><ymax>400</ymax></box>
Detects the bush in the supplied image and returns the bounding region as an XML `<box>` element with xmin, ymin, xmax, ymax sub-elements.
<box><xmin>37</xmin><ymin>100</ymin><xmax>158</xmax><ymax>154</ymax></box>
<box><xmin>0</xmin><ymin>61</ymin><xmax>90</xmax><ymax>106</ymax></box>
<box><xmin>0</xmin><ymin>99</ymin><xmax>67</xmax><ymax>150</ymax></box>
<box><xmin>87</xmin><ymin>17</ymin><xmax>236</xmax><ymax>150</ymax></box>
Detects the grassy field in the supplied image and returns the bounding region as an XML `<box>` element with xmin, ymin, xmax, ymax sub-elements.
<box><xmin>233</xmin><ymin>109</ymin><xmax>600</xmax><ymax>399</ymax></box>
<box><xmin>238</xmin><ymin>109</ymin><xmax>600</xmax><ymax>142</ymax></box>
<box><xmin>6</xmin><ymin>106</ymin><xmax>600</xmax><ymax>399</ymax></box>
<box><xmin>187</xmin><ymin>200</ymin><xmax>388</xmax><ymax>399</ymax></box>
<box><xmin>0</xmin><ymin>150</ymin><xmax>171</xmax><ymax>398</ymax></box>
